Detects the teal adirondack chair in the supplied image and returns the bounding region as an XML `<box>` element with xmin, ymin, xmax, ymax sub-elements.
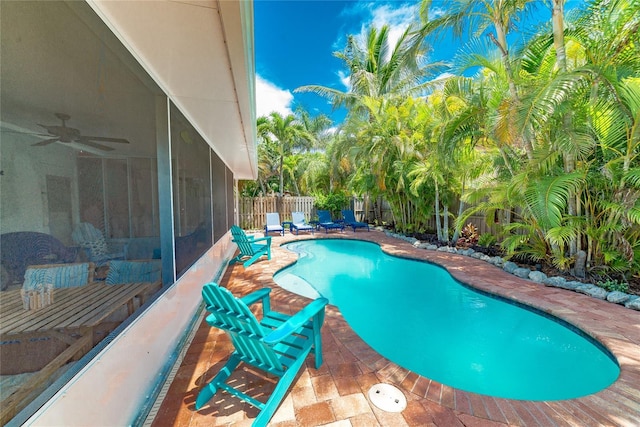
<box><xmin>230</xmin><ymin>224</ymin><xmax>256</xmax><ymax>242</ymax></box>
<box><xmin>229</xmin><ymin>225</ymin><xmax>271</xmax><ymax>268</ymax></box>
<box><xmin>195</xmin><ymin>283</ymin><xmax>329</xmax><ymax>426</ymax></box>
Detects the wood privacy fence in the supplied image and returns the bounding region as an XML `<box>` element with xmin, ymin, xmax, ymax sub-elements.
<box><xmin>354</xmin><ymin>196</ymin><xmax>501</xmax><ymax>236</ymax></box>
<box><xmin>238</xmin><ymin>197</ymin><xmax>315</xmax><ymax>230</ymax></box>
<box><xmin>238</xmin><ymin>196</ymin><xmax>500</xmax><ymax>236</ymax></box>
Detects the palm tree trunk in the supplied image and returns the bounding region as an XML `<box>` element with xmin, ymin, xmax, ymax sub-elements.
<box><xmin>443</xmin><ymin>204</ymin><xmax>450</xmax><ymax>244</ymax></box>
<box><xmin>552</xmin><ymin>0</ymin><xmax>567</xmax><ymax>70</ymax></box>
<box><xmin>434</xmin><ymin>179</ymin><xmax>443</xmax><ymax>242</ymax></box>
<box><xmin>553</xmin><ymin>0</ymin><xmax>578</xmax><ymax>256</ymax></box>
<box><xmin>293</xmin><ymin>178</ymin><xmax>300</xmax><ymax>196</ymax></box>
<box><xmin>451</xmin><ymin>178</ymin><xmax>466</xmax><ymax>244</ymax></box>
<box><xmin>278</xmin><ymin>154</ymin><xmax>284</xmax><ymax>196</ymax></box>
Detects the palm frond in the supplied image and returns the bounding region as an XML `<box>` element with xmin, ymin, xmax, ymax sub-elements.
<box><xmin>523</xmin><ymin>171</ymin><xmax>584</xmax><ymax>230</ymax></box>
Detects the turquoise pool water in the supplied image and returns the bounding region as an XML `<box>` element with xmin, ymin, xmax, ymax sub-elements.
<box><xmin>274</xmin><ymin>239</ymin><xmax>620</xmax><ymax>401</ymax></box>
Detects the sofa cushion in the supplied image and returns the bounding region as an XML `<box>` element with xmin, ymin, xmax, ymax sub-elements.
<box><xmin>106</xmin><ymin>260</ymin><xmax>161</xmax><ymax>285</ymax></box>
<box><xmin>23</xmin><ymin>262</ymin><xmax>94</xmax><ymax>289</ymax></box>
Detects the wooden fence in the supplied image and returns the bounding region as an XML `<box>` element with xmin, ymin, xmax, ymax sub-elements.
<box><xmin>238</xmin><ymin>197</ymin><xmax>314</xmax><ymax>230</ymax></box>
<box><xmin>238</xmin><ymin>196</ymin><xmax>501</xmax><ymax>237</ymax></box>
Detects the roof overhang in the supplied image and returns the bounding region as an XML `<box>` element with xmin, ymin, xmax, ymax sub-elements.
<box><xmin>88</xmin><ymin>0</ymin><xmax>257</xmax><ymax>179</ymax></box>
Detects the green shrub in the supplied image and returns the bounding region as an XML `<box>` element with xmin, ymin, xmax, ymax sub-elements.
<box><xmin>313</xmin><ymin>191</ymin><xmax>349</xmax><ymax>218</ymax></box>
<box><xmin>597</xmin><ymin>279</ymin><xmax>629</xmax><ymax>293</ymax></box>
<box><xmin>477</xmin><ymin>233</ymin><xmax>497</xmax><ymax>247</ymax></box>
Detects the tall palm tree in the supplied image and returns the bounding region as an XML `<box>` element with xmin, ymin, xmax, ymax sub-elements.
<box><xmin>296</xmin><ymin>23</ymin><xmax>442</xmax><ymax>227</ymax></box>
<box><xmin>257</xmin><ymin>112</ymin><xmax>313</xmax><ymax>197</ymax></box>
<box><xmin>477</xmin><ymin>0</ymin><xmax>640</xmax><ymax>274</ymax></box>
<box><xmin>420</xmin><ymin>0</ymin><xmax>536</xmax><ymax>159</ymax></box>
<box><xmin>296</xmin><ymin>107</ymin><xmax>333</xmax><ymax>149</ymax></box>
<box><xmin>255</xmin><ymin>136</ymin><xmax>280</xmax><ymax>195</ymax></box>
<box><xmin>295</xmin><ymin>24</ymin><xmax>442</xmax><ymax>116</ymax></box>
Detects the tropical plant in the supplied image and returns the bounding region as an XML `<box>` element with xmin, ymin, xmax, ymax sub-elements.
<box><xmin>456</xmin><ymin>223</ymin><xmax>479</xmax><ymax>247</ymax></box>
<box><xmin>284</xmin><ymin>0</ymin><xmax>640</xmax><ymax>282</ymax></box>
<box><xmin>597</xmin><ymin>279</ymin><xmax>630</xmax><ymax>293</ymax></box>
<box><xmin>477</xmin><ymin>233</ymin><xmax>497</xmax><ymax>247</ymax></box>
<box><xmin>313</xmin><ymin>191</ymin><xmax>350</xmax><ymax>218</ymax></box>
<box><xmin>257</xmin><ymin>112</ymin><xmax>314</xmax><ymax>197</ymax></box>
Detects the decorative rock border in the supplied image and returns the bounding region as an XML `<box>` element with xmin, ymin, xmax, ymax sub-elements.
<box><xmin>383</xmin><ymin>229</ymin><xmax>640</xmax><ymax>311</ymax></box>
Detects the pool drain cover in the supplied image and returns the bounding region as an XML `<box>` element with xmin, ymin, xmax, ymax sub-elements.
<box><xmin>368</xmin><ymin>383</ymin><xmax>407</xmax><ymax>412</ymax></box>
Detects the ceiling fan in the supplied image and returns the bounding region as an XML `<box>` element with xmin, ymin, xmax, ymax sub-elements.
<box><xmin>31</xmin><ymin>112</ymin><xmax>130</xmax><ymax>151</ymax></box>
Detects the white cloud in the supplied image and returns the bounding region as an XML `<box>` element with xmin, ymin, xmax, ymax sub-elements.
<box><xmin>364</xmin><ymin>3</ymin><xmax>420</xmax><ymax>52</ymax></box>
<box><xmin>429</xmin><ymin>7</ymin><xmax>446</xmax><ymax>19</ymax></box>
<box><xmin>350</xmin><ymin>2</ymin><xmax>419</xmax><ymax>60</ymax></box>
<box><xmin>256</xmin><ymin>74</ymin><xmax>293</xmax><ymax>117</ymax></box>
<box><xmin>337</xmin><ymin>70</ymin><xmax>351</xmax><ymax>91</ymax></box>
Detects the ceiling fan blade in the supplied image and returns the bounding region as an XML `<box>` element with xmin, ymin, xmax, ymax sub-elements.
<box><xmin>77</xmin><ymin>139</ymin><xmax>115</xmax><ymax>151</ymax></box>
<box><xmin>1</xmin><ymin>129</ymin><xmax>50</xmax><ymax>137</ymax></box>
<box><xmin>32</xmin><ymin>138</ymin><xmax>60</xmax><ymax>146</ymax></box>
<box><xmin>80</xmin><ymin>135</ymin><xmax>130</xmax><ymax>144</ymax></box>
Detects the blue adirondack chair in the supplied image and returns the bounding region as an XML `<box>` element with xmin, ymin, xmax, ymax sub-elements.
<box><xmin>195</xmin><ymin>283</ymin><xmax>328</xmax><ymax>426</ymax></box>
<box><xmin>341</xmin><ymin>209</ymin><xmax>370</xmax><ymax>232</ymax></box>
<box><xmin>317</xmin><ymin>210</ymin><xmax>344</xmax><ymax>233</ymax></box>
<box><xmin>290</xmin><ymin>211</ymin><xmax>314</xmax><ymax>235</ymax></box>
<box><xmin>229</xmin><ymin>225</ymin><xmax>272</xmax><ymax>268</ymax></box>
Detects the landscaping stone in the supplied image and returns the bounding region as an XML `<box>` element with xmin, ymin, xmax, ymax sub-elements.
<box><xmin>426</xmin><ymin>245</ymin><xmax>438</xmax><ymax>250</ymax></box>
<box><xmin>479</xmin><ymin>254</ymin><xmax>491</xmax><ymax>262</ymax></box>
<box><xmin>513</xmin><ymin>267</ymin><xmax>532</xmax><ymax>278</ymax></box>
<box><xmin>543</xmin><ymin>276</ymin><xmax>566</xmax><ymax>287</ymax></box>
<box><xmin>490</xmin><ymin>257</ymin><xmax>504</xmax><ymax>267</ymax></box>
<box><xmin>607</xmin><ymin>291</ymin><xmax>630</xmax><ymax>305</ymax></box>
<box><xmin>503</xmin><ymin>261</ymin><xmax>518</xmax><ymax>274</ymax></box>
<box><xmin>528</xmin><ymin>271</ymin><xmax>547</xmax><ymax>283</ymax></box>
<box><xmin>588</xmin><ymin>287</ymin><xmax>610</xmax><ymax>300</ymax></box>
<box><xmin>413</xmin><ymin>241</ymin><xmax>422</xmax><ymax>247</ymax></box>
<box><xmin>575</xmin><ymin>283</ymin><xmax>597</xmax><ymax>294</ymax></box>
<box><xmin>437</xmin><ymin>246</ymin><xmax>449</xmax><ymax>252</ymax></box>
<box><xmin>625</xmin><ymin>297</ymin><xmax>640</xmax><ymax>310</ymax></box>
<box><xmin>576</xmin><ymin>284</ymin><xmax>609</xmax><ymax>300</ymax></box>
<box><xmin>559</xmin><ymin>281</ymin><xmax>582</xmax><ymax>290</ymax></box>
<box><xmin>471</xmin><ymin>252</ymin><xmax>484</xmax><ymax>259</ymax></box>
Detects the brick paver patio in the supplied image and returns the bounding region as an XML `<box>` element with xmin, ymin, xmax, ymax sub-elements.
<box><xmin>151</xmin><ymin>231</ymin><xmax>640</xmax><ymax>426</ymax></box>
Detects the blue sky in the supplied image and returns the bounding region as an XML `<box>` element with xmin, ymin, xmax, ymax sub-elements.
<box><xmin>254</xmin><ymin>1</ymin><xmax>582</xmax><ymax>126</ymax></box>
<box><xmin>255</xmin><ymin>1</ymin><xmax>425</xmax><ymax>124</ymax></box>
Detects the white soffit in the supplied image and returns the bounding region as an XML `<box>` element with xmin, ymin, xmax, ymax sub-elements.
<box><xmin>88</xmin><ymin>0</ymin><xmax>257</xmax><ymax>179</ymax></box>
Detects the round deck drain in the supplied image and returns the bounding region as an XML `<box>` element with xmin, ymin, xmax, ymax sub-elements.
<box><xmin>367</xmin><ymin>383</ymin><xmax>407</xmax><ymax>412</ymax></box>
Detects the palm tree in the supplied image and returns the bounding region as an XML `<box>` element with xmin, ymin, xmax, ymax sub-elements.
<box><xmin>296</xmin><ymin>23</ymin><xmax>442</xmax><ymax>227</ymax></box>
<box><xmin>255</xmin><ymin>136</ymin><xmax>279</xmax><ymax>195</ymax></box>
<box><xmin>295</xmin><ymin>24</ymin><xmax>442</xmax><ymax>117</ymax></box>
<box><xmin>468</xmin><ymin>0</ymin><xmax>640</xmax><ymax>275</ymax></box>
<box><xmin>420</xmin><ymin>0</ymin><xmax>536</xmax><ymax>160</ymax></box>
<box><xmin>256</xmin><ymin>112</ymin><xmax>313</xmax><ymax>197</ymax></box>
<box><xmin>296</xmin><ymin>107</ymin><xmax>333</xmax><ymax>149</ymax></box>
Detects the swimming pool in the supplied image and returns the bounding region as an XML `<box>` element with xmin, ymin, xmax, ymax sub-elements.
<box><xmin>274</xmin><ymin>239</ymin><xmax>620</xmax><ymax>401</ymax></box>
